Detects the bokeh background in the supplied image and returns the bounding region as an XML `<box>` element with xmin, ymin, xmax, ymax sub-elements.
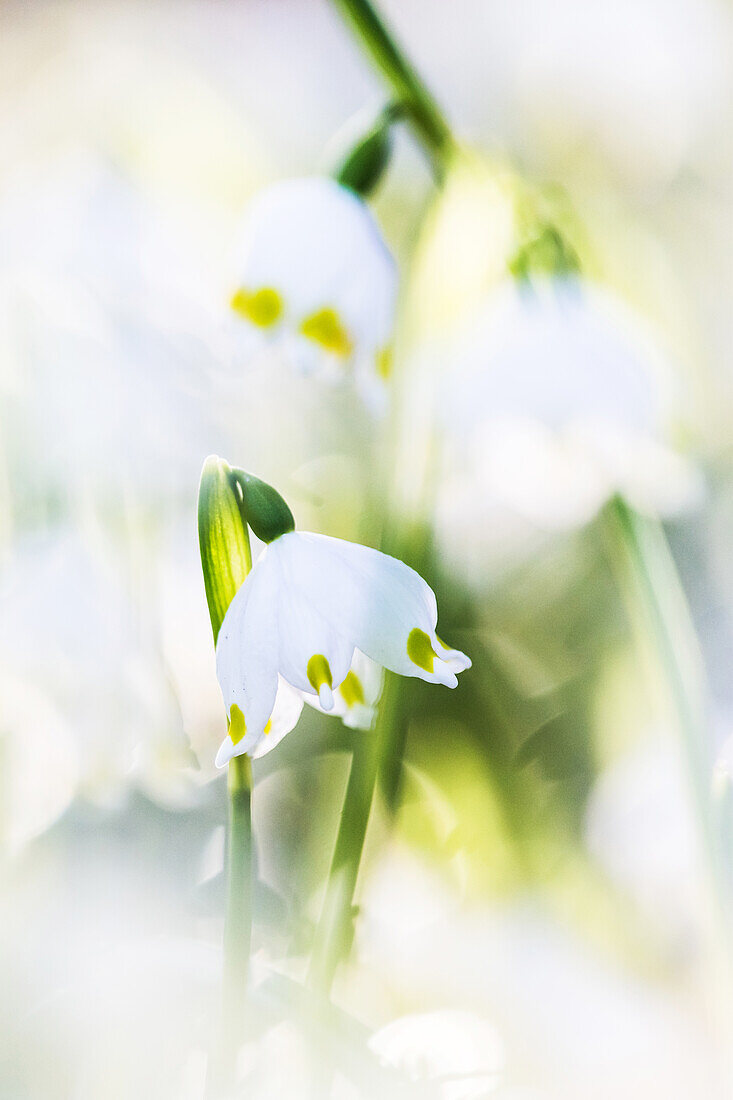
<box><xmin>2</xmin><ymin>1</ymin><xmax>733</xmax><ymax>1097</ymax></box>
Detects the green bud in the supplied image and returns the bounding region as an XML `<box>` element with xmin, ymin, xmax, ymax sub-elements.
<box><xmin>198</xmin><ymin>455</ymin><xmax>252</xmax><ymax>643</ymax></box>
<box><xmin>230</xmin><ymin>469</ymin><xmax>295</xmax><ymax>545</ymax></box>
<box><xmin>336</xmin><ymin>125</ymin><xmax>392</xmax><ymax>197</ymax></box>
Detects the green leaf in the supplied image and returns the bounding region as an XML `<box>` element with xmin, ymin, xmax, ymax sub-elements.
<box><xmin>198</xmin><ymin>455</ymin><xmax>252</xmax><ymax>643</ymax></box>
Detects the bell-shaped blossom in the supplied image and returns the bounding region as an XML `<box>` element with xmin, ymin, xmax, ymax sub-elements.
<box><xmin>214</xmin><ymin>531</ymin><xmax>470</xmax><ymax>765</ymax></box>
<box><xmin>228</xmin><ymin>177</ymin><xmax>397</xmax><ymax>411</ymax></box>
<box><xmin>440</xmin><ymin>276</ymin><xmax>703</xmax><ymax>538</ymax></box>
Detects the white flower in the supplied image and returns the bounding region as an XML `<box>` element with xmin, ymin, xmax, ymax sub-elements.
<box><xmin>214</xmin><ymin>531</ymin><xmax>470</xmax><ymax>766</ymax></box>
<box><xmin>229</xmin><ymin>177</ymin><xmax>397</xmax><ymax>410</ymax></box>
<box><xmin>584</xmin><ymin>732</ymin><xmax>702</xmax><ymax>936</ymax></box>
<box><xmin>0</xmin><ymin>529</ymin><xmax>199</xmax><ymax>811</ymax></box>
<box><xmin>370</xmin><ymin>1009</ymin><xmax>503</xmax><ymax>1100</ymax></box>
<box><xmin>441</xmin><ymin>275</ymin><xmax>703</xmax><ymax>534</ymax></box>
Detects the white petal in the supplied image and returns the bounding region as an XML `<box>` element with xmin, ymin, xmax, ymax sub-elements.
<box><xmin>434</xmin><ymin>638</ymin><xmax>472</xmax><ymax>674</ymax></box>
<box><xmin>302</xmin><ymin>649</ymin><xmax>384</xmax><ymax>730</ymax></box>
<box><xmin>268</xmin><ymin>534</ymin><xmax>355</xmax><ymax>698</ymax></box>
<box><xmin>318</xmin><ymin>684</ymin><xmax>335</xmax><ymax>710</ymax></box>
<box><xmin>278</xmin><ymin>532</ymin><xmax>469</xmax><ymax>687</ymax></box>
<box><xmin>215</xmin><ymin>677</ymin><xmax>304</xmax><ymax>767</ymax></box>
<box><xmin>215</xmin><ymin>548</ymin><xmax>280</xmax><ymax>744</ymax></box>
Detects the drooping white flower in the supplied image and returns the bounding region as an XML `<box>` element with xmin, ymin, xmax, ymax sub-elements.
<box><xmin>440</xmin><ymin>275</ymin><xmax>703</xmax><ymax>536</ymax></box>
<box><xmin>214</xmin><ymin>531</ymin><xmax>470</xmax><ymax>766</ymax></box>
<box><xmin>228</xmin><ymin>177</ymin><xmax>397</xmax><ymax>410</ymax></box>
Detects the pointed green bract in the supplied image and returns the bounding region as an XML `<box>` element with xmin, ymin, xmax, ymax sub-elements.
<box><xmin>231</xmin><ymin>468</ymin><xmax>295</xmax><ymax>544</ymax></box>
<box><xmin>335</xmin><ymin>114</ymin><xmax>394</xmax><ymax>197</ymax></box>
<box><xmin>198</xmin><ymin>455</ymin><xmax>253</xmax><ymax>643</ymax></box>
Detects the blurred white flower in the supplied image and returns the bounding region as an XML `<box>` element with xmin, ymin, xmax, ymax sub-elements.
<box><xmin>0</xmin><ymin>153</ymin><xmax>225</xmax><ymax>506</ymax></box>
<box><xmin>215</xmin><ymin>531</ymin><xmax>470</xmax><ymax>764</ymax></box>
<box><xmin>235</xmin><ymin>1019</ymin><xmax>313</xmax><ymax>1100</ymax></box>
<box><xmin>438</xmin><ymin>276</ymin><xmax>702</xmax><ymax>543</ymax></box>
<box><xmin>584</xmin><ymin>733</ymin><xmax>704</xmax><ymax>938</ymax></box>
<box><xmin>0</xmin><ymin>530</ymin><xmax>198</xmax><ymax>811</ymax></box>
<box><xmin>360</xmin><ymin>849</ymin><xmax>727</xmax><ymax>1100</ymax></box>
<box><xmin>0</xmin><ymin>672</ymin><xmax>80</xmax><ymax>856</ymax></box>
<box><xmin>13</xmin><ymin>936</ymin><xmax>216</xmax><ymax>1100</ymax></box>
<box><xmin>370</xmin><ymin>1009</ymin><xmax>503</xmax><ymax>1100</ymax></box>
<box><xmin>229</xmin><ymin>177</ymin><xmax>397</xmax><ymax>411</ymax></box>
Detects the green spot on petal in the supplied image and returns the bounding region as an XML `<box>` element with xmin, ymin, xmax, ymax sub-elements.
<box><xmin>231</xmin><ymin>286</ymin><xmax>284</xmax><ymax>328</ymax></box>
<box><xmin>407</xmin><ymin>627</ymin><xmax>436</xmax><ymax>673</ymax></box>
<box><xmin>299</xmin><ymin>308</ymin><xmax>353</xmax><ymax>357</ymax></box>
<box><xmin>376</xmin><ymin>346</ymin><xmax>393</xmax><ymax>380</ymax></box>
<box><xmin>339</xmin><ymin>670</ymin><xmax>365</xmax><ymax>709</ymax></box>
<box><xmin>307</xmin><ymin>653</ymin><xmax>333</xmax><ymax>692</ymax></box>
<box><xmin>229</xmin><ymin>703</ymin><xmax>247</xmax><ymax>746</ymax></box>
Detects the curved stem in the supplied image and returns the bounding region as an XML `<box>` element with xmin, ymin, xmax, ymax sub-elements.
<box><xmin>329</xmin><ymin>0</ymin><xmax>456</xmax><ymax>174</ymax></box>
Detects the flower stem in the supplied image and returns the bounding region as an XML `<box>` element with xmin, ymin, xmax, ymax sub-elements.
<box><xmin>329</xmin><ymin>0</ymin><xmax>456</xmax><ymax>174</ymax></box>
<box><xmin>307</xmin><ymin>719</ymin><xmax>383</xmax><ymax>994</ymax></box>
<box><xmin>208</xmin><ymin>753</ymin><xmax>253</xmax><ymax>1094</ymax></box>
<box><xmin>603</xmin><ymin>496</ymin><xmax>726</xmax><ymax>917</ymax></box>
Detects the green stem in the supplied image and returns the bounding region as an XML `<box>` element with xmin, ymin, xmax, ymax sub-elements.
<box><xmin>209</xmin><ymin>754</ymin><xmax>253</xmax><ymax>1094</ymax></box>
<box><xmin>329</xmin><ymin>0</ymin><xmax>456</xmax><ymax>173</ymax></box>
<box><xmin>199</xmin><ymin>458</ymin><xmax>257</xmax><ymax>1093</ymax></box>
<box><xmin>604</xmin><ymin>496</ymin><xmax>726</xmax><ymax>915</ymax></box>
<box><xmin>307</xmin><ymin>722</ymin><xmax>382</xmax><ymax>993</ymax></box>
<box><xmin>224</xmin><ymin>755</ymin><xmax>254</xmax><ymax>1019</ymax></box>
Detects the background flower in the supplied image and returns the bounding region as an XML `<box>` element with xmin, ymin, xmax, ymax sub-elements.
<box><xmin>436</xmin><ymin>275</ymin><xmax>703</xmax><ymax>552</ymax></box>
<box><xmin>229</xmin><ymin>176</ymin><xmax>397</xmax><ymax>411</ymax></box>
